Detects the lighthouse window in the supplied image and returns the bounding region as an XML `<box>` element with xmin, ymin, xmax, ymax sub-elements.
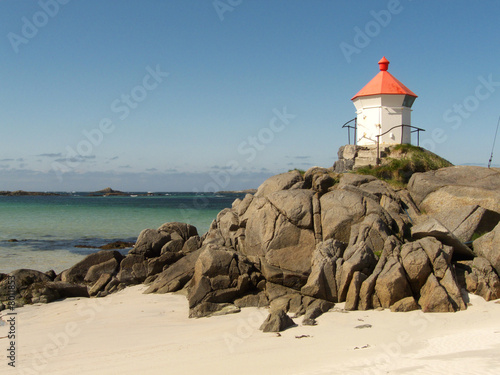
<box><xmin>403</xmin><ymin>95</ymin><xmax>416</xmax><ymax>108</ymax></box>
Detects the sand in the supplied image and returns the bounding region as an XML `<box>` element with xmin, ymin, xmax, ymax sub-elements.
<box><xmin>2</xmin><ymin>285</ymin><xmax>500</xmax><ymax>375</ymax></box>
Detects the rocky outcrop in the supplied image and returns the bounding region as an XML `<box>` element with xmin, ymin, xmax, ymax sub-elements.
<box><xmin>186</xmin><ymin>168</ymin><xmax>476</xmax><ymax>319</ymax></box>
<box><xmin>2</xmin><ymin>221</ymin><xmax>204</xmax><ymax>306</ymax></box>
<box><xmin>7</xmin><ymin>163</ymin><xmax>500</xmax><ymax>332</ymax></box>
<box><xmin>0</xmin><ymin>269</ymin><xmax>90</xmax><ymax>306</ymax></box>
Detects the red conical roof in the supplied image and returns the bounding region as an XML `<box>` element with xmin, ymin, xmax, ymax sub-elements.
<box><xmin>351</xmin><ymin>57</ymin><xmax>417</xmax><ymax>100</ymax></box>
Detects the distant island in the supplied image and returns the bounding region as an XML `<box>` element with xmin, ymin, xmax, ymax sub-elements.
<box><xmin>89</xmin><ymin>187</ymin><xmax>128</xmax><ymax>197</ymax></box>
<box><xmin>0</xmin><ymin>188</ymin><xmax>257</xmax><ymax>197</ymax></box>
<box><xmin>0</xmin><ymin>190</ymin><xmax>61</xmax><ymax>196</ymax></box>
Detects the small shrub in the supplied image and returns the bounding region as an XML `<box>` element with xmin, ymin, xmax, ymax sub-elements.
<box><xmin>355</xmin><ymin>145</ymin><xmax>452</xmax><ymax>186</ymax></box>
<box><xmin>471</xmin><ymin>231</ymin><xmax>487</xmax><ymax>242</ymax></box>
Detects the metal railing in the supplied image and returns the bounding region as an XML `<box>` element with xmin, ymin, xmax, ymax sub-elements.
<box><xmin>375</xmin><ymin>125</ymin><xmax>426</xmax><ymax>164</ymax></box>
<box><xmin>341</xmin><ymin>118</ymin><xmax>357</xmax><ymax>145</ymax></box>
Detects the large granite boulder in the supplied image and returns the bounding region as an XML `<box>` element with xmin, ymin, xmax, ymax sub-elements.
<box><xmin>239</xmin><ymin>192</ymin><xmax>316</xmax><ymax>288</ymax></box>
<box><xmin>301</xmin><ymin>239</ymin><xmax>345</xmax><ymax>302</ymax></box>
<box><xmin>85</xmin><ymin>257</ymin><xmax>121</xmax><ymax>284</ymax></box>
<box><xmin>408</xmin><ymin>166</ymin><xmax>500</xmax><ymax>214</ymax></box>
<box><xmin>337</xmin><ymin>173</ymin><xmax>377</xmax><ymax>188</ymax></box>
<box><xmin>189</xmin><ymin>302</ymin><xmax>240</xmax><ymax>318</ymax></box>
<box><xmin>303</xmin><ymin>167</ymin><xmax>338</xmax><ymax>194</ymax></box>
<box><xmin>187</xmin><ymin>244</ymin><xmax>255</xmax><ymax>317</ymax></box>
<box><xmin>267</xmin><ymin>189</ymin><xmax>315</xmax><ymax>229</ymax></box>
<box><xmin>417</xmin><ymin>274</ymin><xmax>454</xmax><ymax>312</ymax></box>
<box><xmin>456</xmin><ymin>257</ymin><xmax>500</xmax><ymax>301</ymax></box>
<box><xmin>302</xmin><ymin>299</ymin><xmax>335</xmax><ymax>325</ymax></box>
<box><xmin>144</xmin><ymin>249</ymin><xmax>203</xmax><ymax>294</ymax></box>
<box><xmin>259</xmin><ymin>309</ymin><xmax>296</xmax><ymax>332</ymax></box>
<box><xmin>432</xmin><ymin>205</ymin><xmax>500</xmax><ymax>243</ymax></box>
<box><xmin>129</xmin><ymin>228</ymin><xmax>171</xmax><ymax>258</ymax></box>
<box><xmin>116</xmin><ymin>254</ymin><xmax>148</xmax><ymax>285</ymax></box>
<box><xmin>357</xmin><ymin>236</ymin><xmax>399</xmax><ymax>310</ymax></box>
<box><xmin>400</xmin><ymin>240</ymin><xmax>433</xmax><ymax>293</ymax></box>
<box><xmin>89</xmin><ymin>273</ymin><xmax>113</xmax><ymax>297</ymax></box>
<box><xmin>349</xmin><ymin>214</ymin><xmax>393</xmax><ymax>254</ymax></box>
<box><xmin>146</xmin><ymin>251</ymin><xmax>184</xmax><ymax>279</ymax></box>
<box><xmin>337</xmin><ymin>241</ymin><xmax>378</xmax><ymax>302</ymax></box>
<box><xmin>24</xmin><ymin>281</ymin><xmax>89</xmax><ymax>304</ymax></box>
<box><xmin>375</xmin><ymin>257</ymin><xmax>413</xmax><ymax>309</ymax></box>
<box><xmin>411</xmin><ymin>218</ymin><xmax>474</xmax><ymax>259</ymax></box>
<box><xmin>320</xmin><ymin>189</ymin><xmax>393</xmax><ymax>243</ymax></box>
<box><xmin>404</xmin><ymin>237</ymin><xmax>466</xmax><ymax>312</ymax></box>
<box><xmin>390</xmin><ymin>296</ymin><xmax>420</xmax><ymax>312</ymax></box>
<box><xmin>344</xmin><ymin>271</ymin><xmax>368</xmax><ymax>311</ymax></box>
<box><xmin>0</xmin><ymin>269</ymin><xmax>53</xmax><ymax>306</ymax></box>
<box><xmin>158</xmin><ymin>222</ymin><xmax>198</xmax><ymax>241</ymax></box>
<box><xmin>60</xmin><ymin>250</ymin><xmax>123</xmax><ymax>284</ymax></box>
<box><xmin>129</xmin><ymin>222</ymin><xmax>199</xmax><ymax>258</ymax></box>
<box><xmin>254</xmin><ymin>170</ymin><xmax>304</xmax><ymax>198</ymax></box>
<box><xmin>473</xmin><ymin>222</ymin><xmax>500</xmax><ymax>274</ymax></box>
<box><xmin>120</xmin><ymin>222</ymin><xmax>201</xmax><ymax>287</ymax></box>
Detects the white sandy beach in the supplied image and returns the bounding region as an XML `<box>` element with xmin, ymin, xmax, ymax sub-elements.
<box><xmin>2</xmin><ymin>285</ymin><xmax>500</xmax><ymax>375</ymax></box>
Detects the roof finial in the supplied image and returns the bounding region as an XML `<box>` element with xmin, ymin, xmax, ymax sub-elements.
<box><xmin>378</xmin><ymin>56</ymin><xmax>389</xmax><ymax>71</ymax></box>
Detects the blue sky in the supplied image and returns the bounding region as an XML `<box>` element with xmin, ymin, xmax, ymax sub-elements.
<box><xmin>0</xmin><ymin>0</ymin><xmax>499</xmax><ymax>191</ymax></box>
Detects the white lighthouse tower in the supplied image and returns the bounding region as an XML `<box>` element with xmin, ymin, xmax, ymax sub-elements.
<box><xmin>351</xmin><ymin>57</ymin><xmax>417</xmax><ymax>146</ymax></box>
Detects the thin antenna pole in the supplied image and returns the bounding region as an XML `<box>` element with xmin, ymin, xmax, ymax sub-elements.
<box><xmin>488</xmin><ymin>116</ymin><xmax>500</xmax><ymax>168</ymax></box>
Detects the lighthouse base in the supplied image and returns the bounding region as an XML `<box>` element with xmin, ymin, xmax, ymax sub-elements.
<box><xmin>333</xmin><ymin>145</ymin><xmax>389</xmax><ymax>173</ymax></box>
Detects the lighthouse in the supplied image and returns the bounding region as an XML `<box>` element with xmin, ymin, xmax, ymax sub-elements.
<box><xmin>351</xmin><ymin>57</ymin><xmax>417</xmax><ymax>146</ymax></box>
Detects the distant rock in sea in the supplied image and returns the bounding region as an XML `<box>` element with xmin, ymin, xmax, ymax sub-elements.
<box><xmin>90</xmin><ymin>187</ymin><xmax>128</xmax><ymax>196</ymax></box>
<box><xmin>74</xmin><ymin>241</ymin><xmax>135</xmax><ymax>250</ymax></box>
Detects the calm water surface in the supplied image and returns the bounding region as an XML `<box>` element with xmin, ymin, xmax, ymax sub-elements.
<box><xmin>0</xmin><ymin>193</ymin><xmax>242</xmax><ymax>273</ymax></box>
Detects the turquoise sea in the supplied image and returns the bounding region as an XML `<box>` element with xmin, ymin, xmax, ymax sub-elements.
<box><xmin>0</xmin><ymin>192</ymin><xmax>243</xmax><ymax>274</ymax></box>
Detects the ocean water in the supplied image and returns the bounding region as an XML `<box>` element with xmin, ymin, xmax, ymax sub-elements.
<box><xmin>0</xmin><ymin>192</ymin><xmax>243</xmax><ymax>274</ymax></box>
